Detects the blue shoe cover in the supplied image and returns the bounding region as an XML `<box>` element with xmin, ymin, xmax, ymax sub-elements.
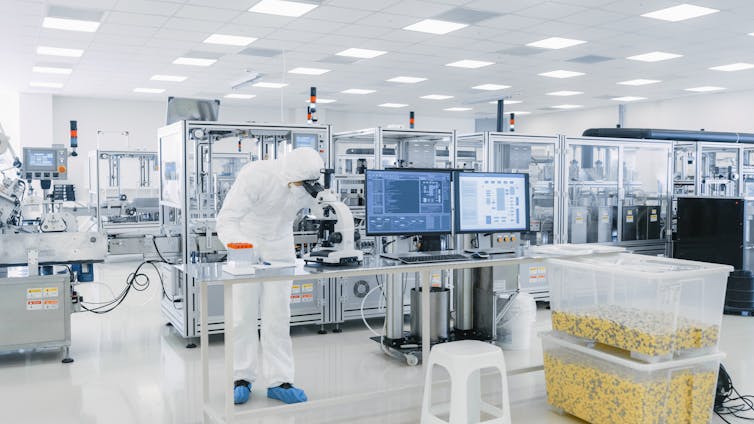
<box><xmin>233</xmin><ymin>380</ymin><xmax>252</xmax><ymax>405</ymax></box>
<box><xmin>267</xmin><ymin>383</ymin><xmax>307</xmax><ymax>404</ymax></box>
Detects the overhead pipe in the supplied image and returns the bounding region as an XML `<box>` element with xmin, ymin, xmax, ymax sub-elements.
<box><xmin>582</xmin><ymin>127</ymin><xmax>754</xmax><ymax>144</ymax></box>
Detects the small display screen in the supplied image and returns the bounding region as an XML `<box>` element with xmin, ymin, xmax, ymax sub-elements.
<box><xmin>293</xmin><ymin>133</ymin><xmax>318</xmax><ymax>149</ymax></box>
<box><xmin>28</xmin><ymin>151</ymin><xmax>55</xmax><ymax>167</ymax></box>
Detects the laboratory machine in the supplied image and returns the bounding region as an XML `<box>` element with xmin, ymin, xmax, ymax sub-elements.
<box><xmin>0</xmin><ymin>131</ymin><xmax>107</xmax><ymax>362</ymax></box>
<box><xmin>562</xmin><ymin>136</ymin><xmax>672</xmax><ymax>255</ymax></box>
<box><xmin>157</xmin><ymin>121</ymin><xmax>332</xmax><ymax>345</ymax></box>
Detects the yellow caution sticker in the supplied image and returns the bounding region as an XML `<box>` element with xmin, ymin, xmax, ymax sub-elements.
<box><xmin>291</xmin><ymin>284</ymin><xmax>300</xmax><ymax>293</ymax></box>
<box><xmin>626</xmin><ymin>215</ymin><xmax>634</xmax><ymax>223</ymax></box>
<box><xmin>27</xmin><ymin>288</ymin><xmax>43</xmax><ymax>299</ymax></box>
<box><xmin>302</xmin><ymin>283</ymin><xmax>314</xmax><ymax>293</ymax></box>
<box><xmin>43</xmin><ymin>287</ymin><xmax>59</xmax><ymax>298</ymax></box>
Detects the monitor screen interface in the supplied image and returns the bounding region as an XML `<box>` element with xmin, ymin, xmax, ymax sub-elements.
<box><xmin>28</xmin><ymin>151</ymin><xmax>55</xmax><ymax>168</ymax></box>
<box><xmin>366</xmin><ymin>170</ymin><xmax>452</xmax><ymax>235</ymax></box>
<box><xmin>293</xmin><ymin>133</ymin><xmax>318</xmax><ymax>149</ymax></box>
<box><xmin>456</xmin><ymin>172</ymin><xmax>529</xmax><ymax>232</ymax></box>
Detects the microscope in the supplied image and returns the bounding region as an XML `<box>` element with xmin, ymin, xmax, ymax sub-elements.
<box><xmin>301</xmin><ymin>169</ymin><xmax>364</xmax><ymax>265</ymax></box>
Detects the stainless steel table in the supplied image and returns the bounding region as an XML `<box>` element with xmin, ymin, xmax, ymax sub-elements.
<box><xmin>179</xmin><ymin>253</ymin><xmax>555</xmax><ymax>423</ymax></box>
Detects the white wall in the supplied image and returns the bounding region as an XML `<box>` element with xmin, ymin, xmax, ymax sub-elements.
<box><xmin>0</xmin><ymin>91</ymin><xmax>20</xmax><ymax>153</ymax></box>
<box><xmin>518</xmin><ymin>89</ymin><xmax>754</xmax><ymax>137</ymax></box>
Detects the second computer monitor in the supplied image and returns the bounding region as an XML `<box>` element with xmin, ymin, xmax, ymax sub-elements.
<box><xmin>365</xmin><ymin>169</ymin><xmax>453</xmax><ymax>236</ymax></box>
<box><xmin>455</xmin><ymin>172</ymin><xmax>530</xmax><ymax>233</ymax></box>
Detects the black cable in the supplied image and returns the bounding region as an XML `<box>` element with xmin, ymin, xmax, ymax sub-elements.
<box><xmin>151</xmin><ymin>236</ymin><xmax>175</xmax><ymax>264</ymax></box>
<box><xmin>80</xmin><ymin>259</ymin><xmax>175</xmax><ymax>314</ymax></box>
<box><xmin>715</xmin><ymin>364</ymin><xmax>754</xmax><ymax>423</ymax></box>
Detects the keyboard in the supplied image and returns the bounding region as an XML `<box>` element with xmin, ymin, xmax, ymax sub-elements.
<box><xmin>395</xmin><ymin>253</ymin><xmax>470</xmax><ymax>264</ymax></box>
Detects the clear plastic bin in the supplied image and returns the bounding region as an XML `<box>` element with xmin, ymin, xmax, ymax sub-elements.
<box><xmin>528</xmin><ymin>243</ymin><xmax>626</xmax><ymax>257</ymax></box>
<box><xmin>225</xmin><ymin>243</ymin><xmax>257</xmax><ymax>275</ymax></box>
<box><xmin>542</xmin><ymin>332</ymin><xmax>724</xmax><ymax>424</ymax></box>
<box><xmin>547</xmin><ymin>253</ymin><xmax>732</xmax><ymax>360</ymax></box>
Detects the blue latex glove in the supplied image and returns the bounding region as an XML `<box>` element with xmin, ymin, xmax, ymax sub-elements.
<box><xmin>267</xmin><ymin>383</ymin><xmax>307</xmax><ymax>404</ymax></box>
<box><xmin>234</xmin><ymin>380</ymin><xmax>252</xmax><ymax>405</ymax></box>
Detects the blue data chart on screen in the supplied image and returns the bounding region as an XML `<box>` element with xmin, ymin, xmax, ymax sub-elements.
<box><xmin>366</xmin><ymin>170</ymin><xmax>452</xmax><ymax>235</ymax></box>
<box><xmin>456</xmin><ymin>172</ymin><xmax>529</xmax><ymax>233</ymax></box>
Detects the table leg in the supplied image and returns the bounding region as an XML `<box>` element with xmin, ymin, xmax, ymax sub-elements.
<box><xmin>224</xmin><ymin>283</ymin><xmax>235</xmax><ymax>423</ymax></box>
<box><xmin>420</xmin><ymin>269</ymin><xmax>431</xmax><ymax>369</ymax></box>
<box><xmin>201</xmin><ymin>282</ymin><xmax>209</xmax><ymax>406</ymax></box>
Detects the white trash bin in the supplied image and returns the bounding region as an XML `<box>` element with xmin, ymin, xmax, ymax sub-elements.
<box><xmin>496</xmin><ymin>292</ymin><xmax>537</xmax><ymax>350</ymax></box>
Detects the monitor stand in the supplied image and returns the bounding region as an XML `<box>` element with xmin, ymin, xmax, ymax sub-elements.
<box><xmin>419</xmin><ymin>235</ymin><xmax>442</xmax><ymax>252</ymax></box>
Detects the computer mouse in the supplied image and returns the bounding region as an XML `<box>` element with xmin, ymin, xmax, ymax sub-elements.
<box><xmin>471</xmin><ymin>251</ymin><xmax>490</xmax><ymax>259</ymax></box>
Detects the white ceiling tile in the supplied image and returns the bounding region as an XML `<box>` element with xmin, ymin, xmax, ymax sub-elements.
<box><xmin>105</xmin><ymin>12</ymin><xmax>170</xmax><ymax>27</ymax></box>
<box><xmin>114</xmin><ymin>0</ymin><xmax>184</xmax><ymax>16</ymax></box>
<box><xmin>324</xmin><ymin>0</ymin><xmax>402</xmax><ymax>10</ymax></box>
<box><xmin>379</xmin><ymin>1</ymin><xmax>456</xmax><ymax>18</ymax></box>
<box><xmin>162</xmin><ymin>17</ymin><xmax>224</xmax><ymax>32</ymax></box>
<box><xmin>303</xmin><ymin>6</ymin><xmax>376</xmax><ymax>23</ymax></box>
<box><xmin>185</xmin><ymin>0</ymin><xmax>253</xmax><ymax>11</ymax></box>
<box><xmin>174</xmin><ymin>5</ymin><xmax>243</xmax><ymax>22</ymax></box>
<box><xmin>97</xmin><ymin>23</ymin><xmax>159</xmax><ymax>37</ymax></box>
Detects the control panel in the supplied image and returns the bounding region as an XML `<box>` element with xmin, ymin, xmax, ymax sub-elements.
<box><xmin>491</xmin><ymin>232</ymin><xmax>520</xmax><ymax>251</ymax></box>
<box><xmin>292</xmin><ymin>131</ymin><xmax>329</xmax><ymax>164</ymax></box>
<box><xmin>21</xmin><ymin>147</ymin><xmax>68</xmax><ymax>180</ymax></box>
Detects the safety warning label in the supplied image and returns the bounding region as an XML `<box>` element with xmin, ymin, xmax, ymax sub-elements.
<box><xmin>302</xmin><ymin>293</ymin><xmax>314</xmax><ymax>303</ymax></box>
<box><xmin>44</xmin><ymin>287</ymin><xmax>59</xmax><ymax>298</ymax></box>
<box><xmin>43</xmin><ymin>299</ymin><xmax>59</xmax><ymax>310</ymax></box>
<box><xmin>27</xmin><ymin>288</ymin><xmax>43</xmax><ymax>299</ymax></box>
<box><xmin>302</xmin><ymin>283</ymin><xmax>314</xmax><ymax>293</ymax></box>
<box><xmin>27</xmin><ymin>300</ymin><xmax>43</xmax><ymax>310</ymax></box>
<box><xmin>290</xmin><ymin>294</ymin><xmax>301</xmax><ymax>304</ymax></box>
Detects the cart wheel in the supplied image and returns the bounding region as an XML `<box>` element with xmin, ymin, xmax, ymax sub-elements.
<box><xmin>406</xmin><ymin>354</ymin><xmax>419</xmax><ymax>366</ymax></box>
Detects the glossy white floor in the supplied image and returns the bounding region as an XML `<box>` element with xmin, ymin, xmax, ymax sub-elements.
<box><xmin>0</xmin><ymin>261</ymin><xmax>752</xmax><ymax>424</ymax></box>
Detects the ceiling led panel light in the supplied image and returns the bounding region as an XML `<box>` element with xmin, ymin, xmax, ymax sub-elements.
<box><xmin>710</xmin><ymin>63</ymin><xmax>754</xmax><ymax>72</ymax></box>
<box><xmin>341</xmin><ymin>89</ymin><xmax>375</xmax><ymax>94</ymax></box>
<box><xmin>387</xmin><ymin>76</ymin><xmax>427</xmax><ymax>83</ymax></box>
<box><xmin>32</xmin><ymin>66</ymin><xmax>72</xmax><ymax>75</ymax></box>
<box><xmin>253</xmin><ymin>82</ymin><xmax>288</xmax><ymax>88</ymax></box>
<box><xmin>248</xmin><ymin>0</ymin><xmax>318</xmax><ymax>17</ymax></box>
<box><xmin>37</xmin><ymin>46</ymin><xmax>83</xmax><ymax>57</ymax></box>
<box><xmin>627</xmin><ymin>51</ymin><xmax>682</xmax><ymax>62</ymax></box>
<box><xmin>43</xmin><ymin>17</ymin><xmax>100</xmax><ymax>32</ymax></box>
<box><xmin>642</xmin><ymin>4</ymin><xmax>719</xmax><ymax>22</ymax></box>
<box><xmin>618</xmin><ymin>79</ymin><xmax>661</xmax><ymax>86</ymax></box>
<box><xmin>403</xmin><ymin>19</ymin><xmax>468</xmax><ymax>35</ymax></box>
<box><xmin>336</xmin><ymin>48</ymin><xmax>386</xmax><ymax>59</ymax></box>
<box><xmin>421</xmin><ymin>94</ymin><xmax>453</xmax><ymax>100</ymax></box>
<box><xmin>685</xmin><ymin>86</ymin><xmax>725</xmax><ymax>92</ymax></box>
<box><xmin>539</xmin><ymin>70</ymin><xmax>584</xmax><ymax>78</ymax></box>
<box><xmin>204</xmin><ymin>34</ymin><xmax>257</xmax><ymax>46</ymax></box>
<box><xmin>446</xmin><ymin>59</ymin><xmax>493</xmax><ymax>69</ymax></box>
<box><xmin>173</xmin><ymin>57</ymin><xmax>216</xmax><ymax>66</ymax></box>
<box><xmin>552</xmin><ymin>104</ymin><xmax>582</xmax><ymax>109</ymax></box>
<box><xmin>472</xmin><ymin>84</ymin><xmax>510</xmax><ymax>91</ymax></box>
<box><xmin>289</xmin><ymin>67</ymin><xmax>330</xmax><ymax>75</ymax></box>
<box><xmin>151</xmin><ymin>75</ymin><xmax>187</xmax><ymax>82</ymax></box>
<box><xmin>225</xmin><ymin>94</ymin><xmax>256</xmax><ymax>99</ymax></box>
<box><xmin>547</xmin><ymin>91</ymin><xmax>583</xmax><ymax>96</ymax></box>
<box><xmin>612</xmin><ymin>96</ymin><xmax>646</xmax><ymax>102</ymax></box>
<box><xmin>378</xmin><ymin>103</ymin><xmax>408</xmax><ymax>108</ymax></box>
<box><xmin>134</xmin><ymin>88</ymin><xmax>165</xmax><ymax>94</ymax></box>
<box><xmin>527</xmin><ymin>37</ymin><xmax>586</xmax><ymax>49</ymax></box>
<box><xmin>444</xmin><ymin>107</ymin><xmax>471</xmax><ymax>111</ymax></box>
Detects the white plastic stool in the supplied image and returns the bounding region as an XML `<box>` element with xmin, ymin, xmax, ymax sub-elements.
<box><xmin>421</xmin><ymin>340</ymin><xmax>511</xmax><ymax>424</ymax></box>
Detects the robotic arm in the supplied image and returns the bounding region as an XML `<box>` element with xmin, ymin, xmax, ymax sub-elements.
<box><xmin>302</xmin><ymin>170</ymin><xmax>363</xmax><ymax>265</ymax></box>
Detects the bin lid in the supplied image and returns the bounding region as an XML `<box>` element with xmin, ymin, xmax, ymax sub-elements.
<box><xmin>540</xmin><ymin>331</ymin><xmax>725</xmax><ymax>371</ymax></box>
<box><xmin>547</xmin><ymin>252</ymin><xmax>733</xmax><ymax>279</ymax></box>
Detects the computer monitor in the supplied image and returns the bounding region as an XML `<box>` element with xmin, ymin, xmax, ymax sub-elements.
<box><xmin>365</xmin><ymin>169</ymin><xmax>453</xmax><ymax>236</ymax></box>
<box><xmin>455</xmin><ymin>172</ymin><xmax>530</xmax><ymax>233</ymax></box>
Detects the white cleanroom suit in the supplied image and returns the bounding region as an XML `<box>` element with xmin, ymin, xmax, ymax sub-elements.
<box><xmin>216</xmin><ymin>147</ymin><xmax>323</xmax><ymax>388</ymax></box>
